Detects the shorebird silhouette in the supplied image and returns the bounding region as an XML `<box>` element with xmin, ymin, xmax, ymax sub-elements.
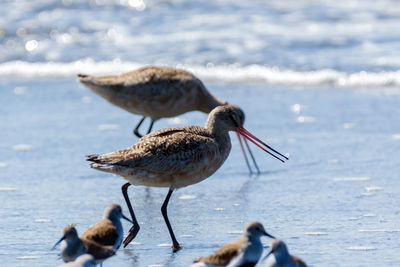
<box><xmin>80</xmin><ymin>204</ymin><xmax>132</xmax><ymax>250</ymax></box>
<box><xmin>53</xmin><ymin>225</ymin><xmax>115</xmax><ymax>265</ymax></box>
<box><xmin>263</xmin><ymin>239</ymin><xmax>307</xmax><ymax>267</ymax></box>
<box><xmin>192</xmin><ymin>222</ymin><xmax>275</xmax><ymax>267</ymax></box>
<box><xmin>87</xmin><ymin>105</ymin><xmax>288</xmax><ymax>251</ymax></box>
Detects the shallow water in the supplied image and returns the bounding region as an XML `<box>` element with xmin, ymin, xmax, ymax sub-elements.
<box><xmin>1</xmin><ymin>78</ymin><xmax>400</xmax><ymax>266</ymax></box>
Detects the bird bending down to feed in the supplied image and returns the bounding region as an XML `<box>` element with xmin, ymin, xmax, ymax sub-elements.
<box><xmin>263</xmin><ymin>239</ymin><xmax>307</xmax><ymax>267</ymax></box>
<box><xmin>78</xmin><ymin>66</ymin><xmax>281</xmax><ymax>174</ymax></box>
<box><xmin>77</xmin><ymin>66</ymin><xmax>227</xmax><ymax>138</ymax></box>
<box><xmin>59</xmin><ymin>254</ymin><xmax>96</xmax><ymax>267</ymax></box>
<box><xmin>86</xmin><ymin>104</ymin><xmax>288</xmax><ymax>252</ymax></box>
<box><xmin>53</xmin><ymin>225</ymin><xmax>115</xmax><ymax>264</ymax></box>
<box><xmin>80</xmin><ymin>204</ymin><xmax>133</xmax><ymax>250</ymax></box>
<box><xmin>191</xmin><ymin>222</ymin><xmax>275</xmax><ymax>267</ymax></box>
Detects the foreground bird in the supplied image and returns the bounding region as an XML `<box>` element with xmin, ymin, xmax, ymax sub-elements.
<box><xmin>264</xmin><ymin>239</ymin><xmax>307</xmax><ymax>267</ymax></box>
<box><xmin>81</xmin><ymin>204</ymin><xmax>132</xmax><ymax>250</ymax></box>
<box><xmin>59</xmin><ymin>254</ymin><xmax>96</xmax><ymax>267</ymax></box>
<box><xmin>77</xmin><ymin>66</ymin><xmax>227</xmax><ymax>138</ymax></box>
<box><xmin>53</xmin><ymin>225</ymin><xmax>115</xmax><ymax>264</ymax></box>
<box><xmin>191</xmin><ymin>222</ymin><xmax>275</xmax><ymax>267</ymax></box>
<box><xmin>86</xmin><ymin>105</ymin><xmax>287</xmax><ymax>251</ymax></box>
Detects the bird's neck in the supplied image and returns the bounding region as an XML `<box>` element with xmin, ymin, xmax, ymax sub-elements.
<box><xmin>198</xmin><ymin>91</ymin><xmax>225</xmax><ymax>113</ymax></box>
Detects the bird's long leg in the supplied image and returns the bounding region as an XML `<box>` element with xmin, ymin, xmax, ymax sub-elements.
<box><xmin>161</xmin><ymin>188</ymin><xmax>181</xmax><ymax>252</ymax></box>
<box><xmin>146</xmin><ymin>119</ymin><xmax>154</xmax><ymax>135</ymax></box>
<box><xmin>122</xmin><ymin>183</ymin><xmax>140</xmax><ymax>247</ymax></box>
<box><xmin>244</xmin><ymin>138</ymin><xmax>260</xmax><ymax>174</ymax></box>
<box><xmin>133</xmin><ymin>117</ymin><xmax>146</xmax><ymax>138</ymax></box>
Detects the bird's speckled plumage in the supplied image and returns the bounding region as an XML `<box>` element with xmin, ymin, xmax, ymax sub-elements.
<box><xmin>77</xmin><ymin>66</ymin><xmax>226</xmax><ymax>120</ymax></box>
<box><xmin>192</xmin><ymin>222</ymin><xmax>275</xmax><ymax>267</ymax></box>
<box><xmin>80</xmin><ymin>204</ymin><xmax>130</xmax><ymax>250</ymax></box>
<box><xmin>54</xmin><ymin>225</ymin><xmax>116</xmax><ymax>264</ymax></box>
<box><xmin>87</xmin><ymin>105</ymin><xmax>245</xmax><ymax>189</ymax></box>
<box><xmin>264</xmin><ymin>240</ymin><xmax>307</xmax><ymax>267</ymax></box>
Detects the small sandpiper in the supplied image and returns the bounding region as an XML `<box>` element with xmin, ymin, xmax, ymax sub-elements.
<box><xmin>191</xmin><ymin>222</ymin><xmax>275</xmax><ymax>267</ymax></box>
<box><xmin>53</xmin><ymin>225</ymin><xmax>115</xmax><ymax>264</ymax></box>
<box><xmin>59</xmin><ymin>254</ymin><xmax>96</xmax><ymax>267</ymax></box>
<box><xmin>263</xmin><ymin>239</ymin><xmax>307</xmax><ymax>267</ymax></box>
<box><xmin>81</xmin><ymin>204</ymin><xmax>133</xmax><ymax>250</ymax></box>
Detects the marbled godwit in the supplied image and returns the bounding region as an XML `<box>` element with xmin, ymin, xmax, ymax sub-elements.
<box><xmin>77</xmin><ymin>66</ymin><xmax>227</xmax><ymax>138</ymax></box>
<box><xmin>80</xmin><ymin>204</ymin><xmax>132</xmax><ymax>250</ymax></box>
<box><xmin>59</xmin><ymin>254</ymin><xmax>96</xmax><ymax>267</ymax></box>
<box><xmin>53</xmin><ymin>225</ymin><xmax>115</xmax><ymax>264</ymax></box>
<box><xmin>191</xmin><ymin>222</ymin><xmax>275</xmax><ymax>267</ymax></box>
<box><xmin>78</xmin><ymin>66</ymin><xmax>268</xmax><ymax>174</ymax></box>
<box><xmin>263</xmin><ymin>239</ymin><xmax>307</xmax><ymax>267</ymax></box>
<box><xmin>86</xmin><ymin>105</ymin><xmax>287</xmax><ymax>252</ymax></box>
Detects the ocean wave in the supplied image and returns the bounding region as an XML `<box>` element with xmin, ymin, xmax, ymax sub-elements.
<box><xmin>1</xmin><ymin>60</ymin><xmax>400</xmax><ymax>88</ymax></box>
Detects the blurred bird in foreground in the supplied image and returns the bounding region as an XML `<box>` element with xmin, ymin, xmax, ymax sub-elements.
<box><xmin>263</xmin><ymin>239</ymin><xmax>307</xmax><ymax>267</ymax></box>
<box><xmin>59</xmin><ymin>254</ymin><xmax>96</xmax><ymax>267</ymax></box>
<box><xmin>191</xmin><ymin>222</ymin><xmax>275</xmax><ymax>267</ymax></box>
<box><xmin>53</xmin><ymin>225</ymin><xmax>115</xmax><ymax>265</ymax></box>
<box><xmin>81</xmin><ymin>204</ymin><xmax>132</xmax><ymax>250</ymax></box>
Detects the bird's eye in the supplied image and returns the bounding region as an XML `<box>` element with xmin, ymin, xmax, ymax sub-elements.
<box><xmin>229</xmin><ymin>115</ymin><xmax>239</xmax><ymax>127</ymax></box>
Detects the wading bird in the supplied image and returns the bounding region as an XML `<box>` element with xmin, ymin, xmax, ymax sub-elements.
<box><xmin>53</xmin><ymin>225</ymin><xmax>115</xmax><ymax>264</ymax></box>
<box><xmin>81</xmin><ymin>204</ymin><xmax>132</xmax><ymax>250</ymax></box>
<box><xmin>86</xmin><ymin>105</ymin><xmax>287</xmax><ymax>252</ymax></box>
<box><xmin>263</xmin><ymin>239</ymin><xmax>307</xmax><ymax>267</ymax></box>
<box><xmin>191</xmin><ymin>222</ymin><xmax>275</xmax><ymax>267</ymax></box>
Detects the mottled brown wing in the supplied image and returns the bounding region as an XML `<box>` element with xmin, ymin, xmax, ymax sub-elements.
<box><xmin>293</xmin><ymin>256</ymin><xmax>308</xmax><ymax>267</ymax></box>
<box><xmin>88</xmin><ymin>126</ymin><xmax>219</xmax><ymax>174</ymax></box>
<box><xmin>82</xmin><ymin>238</ymin><xmax>116</xmax><ymax>260</ymax></box>
<box><xmin>194</xmin><ymin>242</ymin><xmax>241</xmax><ymax>266</ymax></box>
<box><xmin>81</xmin><ymin>220</ymin><xmax>119</xmax><ymax>247</ymax></box>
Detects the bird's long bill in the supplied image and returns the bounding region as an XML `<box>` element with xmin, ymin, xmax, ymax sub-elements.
<box><xmin>52</xmin><ymin>236</ymin><xmax>65</xmax><ymax>250</ymax></box>
<box><xmin>262</xmin><ymin>250</ymin><xmax>273</xmax><ymax>262</ymax></box>
<box><xmin>264</xmin><ymin>231</ymin><xmax>276</xmax><ymax>239</ymax></box>
<box><xmin>122</xmin><ymin>213</ymin><xmax>134</xmax><ymax>224</ymax></box>
<box><xmin>236</xmin><ymin>126</ymin><xmax>288</xmax><ymax>163</ymax></box>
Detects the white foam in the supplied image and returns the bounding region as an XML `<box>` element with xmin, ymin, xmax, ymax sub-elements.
<box><xmin>297</xmin><ymin>116</ymin><xmax>315</xmax><ymax>123</ymax></box>
<box><xmin>363</xmin><ymin>214</ymin><xmax>377</xmax><ymax>217</ymax></box>
<box><xmin>81</xmin><ymin>96</ymin><xmax>92</xmax><ymax>104</ymax></box>
<box><xmin>392</xmin><ymin>134</ymin><xmax>400</xmax><ymax>141</ymax></box>
<box><xmin>156</xmin><ymin>243</ymin><xmax>171</xmax><ymax>247</ymax></box>
<box><xmin>1</xmin><ymin>60</ymin><xmax>400</xmax><ymax>88</ymax></box>
<box><xmin>14</xmin><ymin>86</ymin><xmax>27</xmax><ymax>95</ymax></box>
<box><xmin>12</xmin><ymin>144</ymin><xmax>33</xmax><ymax>151</ymax></box>
<box><xmin>343</xmin><ymin>122</ymin><xmax>355</xmax><ymax>129</ymax></box>
<box><xmin>0</xmin><ymin>187</ymin><xmax>17</xmax><ymax>192</ymax></box>
<box><xmin>98</xmin><ymin>124</ymin><xmax>119</xmax><ymax>131</ymax></box>
<box><xmin>167</xmin><ymin>118</ymin><xmax>188</xmax><ymax>125</ymax></box>
<box><xmin>346</xmin><ymin>246</ymin><xmax>377</xmax><ymax>251</ymax></box>
<box><xmin>178</xmin><ymin>195</ymin><xmax>197</xmax><ymax>200</ymax></box>
<box><xmin>365</xmin><ymin>186</ymin><xmax>383</xmax><ymax>192</ymax></box>
<box><xmin>214</xmin><ymin>207</ymin><xmax>225</xmax><ymax>211</ymax></box>
<box><xmin>228</xmin><ymin>230</ymin><xmax>243</xmax><ymax>235</ymax></box>
<box><xmin>359</xmin><ymin>229</ymin><xmax>400</xmax><ymax>233</ymax></box>
<box><xmin>304</xmin><ymin>232</ymin><xmax>328</xmax><ymax>236</ymax></box>
<box><xmin>0</xmin><ymin>162</ymin><xmax>9</xmax><ymax>168</ymax></box>
<box><xmin>333</xmin><ymin>177</ymin><xmax>370</xmax><ymax>182</ymax></box>
<box><xmin>35</xmin><ymin>218</ymin><xmax>51</xmax><ymax>223</ymax></box>
<box><xmin>16</xmin><ymin>255</ymin><xmax>42</xmax><ymax>260</ymax></box>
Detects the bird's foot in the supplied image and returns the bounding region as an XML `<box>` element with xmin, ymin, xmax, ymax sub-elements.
<box><xmin>172</xmin><ymin>243</ymin><xmax>182</xmax><ymax>253</ymax></box>
<box><xmin>123</xmin><ymin>225</ymin><xmax>139</xmax><ymax>247</ymax></box>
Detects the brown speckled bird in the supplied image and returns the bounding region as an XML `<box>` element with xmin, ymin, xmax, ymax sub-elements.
<box><xmin>80</xmin><ymin>204</ymin><xmax>132</xmax><ymax>250</ymax></box>
<box><xmin>86</xmin><ymin>105</ymin><xmax>287</xmax><ymax>252</ymax></box>
<box><xmin>264</xmin><ymin>239</ymin><xmax>307</xmax><ymax>267</ymax></box>
<box><xmin>191</xmin><ymin>222</ymin><xmax>275</xmax><ymax>267</ymax></box>
<box><xmin>77</xmin><ymin>66</ymin><xmax>227</xmax><ymax>138</ymax></box>
<box><xmin>53</xmin><ymin>225</ymin><xmax>115</xmax><ymax>264</ymax></box>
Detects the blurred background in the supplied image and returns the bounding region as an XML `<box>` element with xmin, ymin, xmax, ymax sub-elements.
<box><xmin>1</xmin><ymin>0</ymin><xmax>400</xmax><ymax>83</ymax></box>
